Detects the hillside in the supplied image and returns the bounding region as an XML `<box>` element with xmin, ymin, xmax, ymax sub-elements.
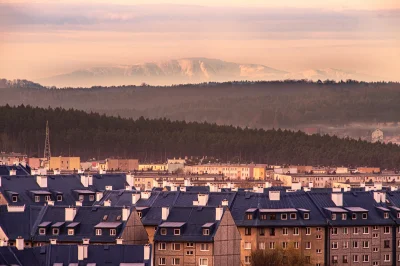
<box><xmin>1</xmin><ymin>105</ymin><xmax>400</xmax><ymax>168</ymax></box>
<box><xmin>1</xmin><ymin>80</ymin><xmax>400</xmax><ymax>134</ymax></box>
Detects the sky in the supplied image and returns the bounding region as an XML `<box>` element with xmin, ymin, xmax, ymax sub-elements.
<box><xmin>0</xmin><ymin>0</ymin><xmax>399</xmax><ymax>83</ymax></box>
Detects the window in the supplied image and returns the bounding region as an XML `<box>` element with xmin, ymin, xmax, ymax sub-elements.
<box><xmin>384</xmin><ymin>226</ymin><xmax>390</xmax><ymax>234</ymax></box>
<box><xmin>331</xmin><ymin>242</ymin><xmax>338</xmax><ymax>249</ymax></box>
<box><xmin>161</xmin><ymin>228</ymin><xmax>167</xmax><ymax>235</ymax></box>
<box><xmin>305</xmin><ymin>242</ymin><xmax>311</xmax><ymax>249</ymax></box>
<box><xmin>200</xmin><ymin>244</ymin><xmax>209</xmax><ymax>251</ymax></box>
<box><xmin>316</xmin><ymin>235</ymin><xmax>321</xmax><ymax>239</ymax></box>
<box><xmin>384</xmin><ymin>254</ymin><xmax>390</xmax><ymax>262</ymax></box>
<box><xmin>172</xmin><ymin>243</ymin><xmax>181</xmax><ymax>251</ymax></box>
<box><xmin>68</xmin><ymin>229</ymin><xmax>74</xmax><ymax>235</ymax></box>
<box><xmin>89</xmin><ymin>195</ymin><xmax>95</xmax><ymax>201</ymax></box>
<box><xmin>306</xmin><ymin>227</ymin><xmax>311</xmax><ymax>235</ymax></box>
<box><xmin>199</xmin><ymin>258</ymin><xmax>208</xmax><ymax>266</ymax></box>
<box><xmin>352</xmin><ymin>213</ymin><xmax>357</xmax><ymax>220</ymax></box>
<box><xmin>259</xmin><ymin>242</ymin><xmax>265</xmax><ymax>250</ymax></box>
<box><xmin>290</xmin><ymin>213</ymin><xmax>297</xmax><ymax>219</ymax></box>
<box><xmin>172</xmin><ymin>258</ymin><xmax>180</xmax><ymax>265</ymax></box>
<box><xmin>363</xmin><ymin>255</ymin><xmax>369</xmax><ymax>262</ymax></box>
<box><xmin>246</xmin><ymin>213</ymin><xmax>253</xmax><ymax>220</ymax></box>
<box><xmin>343</xmin><ymin>241</ymin><xmax>349</xmax><ymax>249</ymax></box>
<box><xmin>57</xmin><ymin>195</ymin><xmax>63</xmax><ymax>201</ymax></box>
<box><xmin>186</xmin><ymin>250</ymin><xmax>194</xmax><ymax>255</ymax></box>
<box><xmin>269</xmin><ymin>228</ymin><xmax>275</xmax><ymax>236</ymax></box>
<box><xmin>203</xmin><ymin>228</ymin><xmax>210</xmax><ymax>236</ymax></box>
<box><xmin>281</xmin><ymin>213</ymin><xmax>287</xmax><ymax>220</ymax></box>
<box><xmin>373</xmin><ymin>233</ymin><xmax>378</xmax><ymax>238</ymax></box>
<box><xmin>244</xmin><ymin>227</ymin><xmax>251</xmax><ymax>235</ymax></box>
<box><xmin>39</xmin><ymin>228</ymin><xmax>46</xmax><ymax>235</ymax></box>
<box><xmin>332</xmin><ymin>256</ymin><xmax>338</xmax><ymax>264</ymax></box>
<box><xmin>293</xmin><ymin>242</ymin><xmax>299</xmax><ymax>249</ymax></box>
<box><xmin>260</xmin><ymin>214</ymin><xmax>267</xmax><ymax>220</ymax></box>
<box><xmin>343</xmin><ymin>255</ymin><xmax>348</xmax><ymax>263</ymax></box>
<box><xmin>363</xmin><ymin>227</ymin><xmax>369</xmax><ymax>234</ymax></box>
<box><xmin>259</xmin><ymin>228</ymin><xmax>265</xmax><ymax>236</ymax></box>
<box><xmin>52</xmin><ymin>228</ymin><xmax>59</xmax><ymax>235</ymax></box>
<box><xmin>186</xmin><ymin>242</ymin><xmax>194</xmax><ymax>248</ymax></box>
<box><xmin>331</xmin><ymin>213</ymin><xmax>336</xmax><ymax>220</ymax></box>
<box><xmin>45</xmin><ymin>195</ymin><xmax>51</xmax><ymax>201</ymax></box>
<box><xmin>35</xmin><ymin>196</ymin><xmax>40</xmax><ymax>202</ymax></box>
<box><xmin>331</xmin><ymin>228</ymin><xmax>338</xmax><ymax>235</ymax></box>
<box><xmin>244</xmin><ymin>242</ymin><xmax>251</xmax><ymax>250</ymax></box>
<box><xmin>353</xmin><ymin>255</ymin><xmax>359</xmax><ymax>262</ymax></box>
<box><xmin>398</xmin><ymin>213</ymin><xmax>400</xmax><ymax>219</ymax></box>
<box><xmin>137</xmin><ymin>212</ymin><xmax>142</xmax><ymax>218</ymax></box>
<box><xmin>158</xmin><ymin>242</ymin><xmax>166</xmax><ymax>250</ymax></box>
<box><xmin>342</xmin><ymin>213</ymin><xmax>347</xmax><ymax>220</ymax></box>
<box><xmin>103</xmin><ymin>215</ymin><xmax>108</xmax><ymax>221</ymax></box>
<box><xmin>316</xmin><ymin>227</ymin><xmax>322</xmax><ymax>232</ymax></box>
<box><xmin>270</xmin><ymin>214</ymin><xmax>276</xmax><ymax>220</ymax></box>
<box><xmin>373</xmin><ymin>247</ymin><xmax>379</xmax><ymax>252</ymax></box>
<box><xmin>96</xmin><ymin>229</ymin><xmax>102</xmax><ymax>235</ymax></box>
<box><xmin>174</xmin><ymin>229</ymin><xmax>180</xmax><ymax>235</ymax></box>
<box><xmin>269</xmin><ymin>242</ymin><xmax>275</xmax><ymax>249</ymax></box>
<box><xmin>362</xmin><ymin>241</ymin><xmax>369</xmax><ymax>248</ymax></box>
<box><xmin>110</xmin><ymin>229</ymin><xmax>116</xmax><ymax>236</ymax></box>
<box><xmin>362</xmin><ymin>213</ymin><xmax>368</xmax><ymax>219</ymax></box>
<box><xmin>398</xmin><ymin>240</ymin><xmax>400</xmax><ymax>248</ymax></box>
<box><xmin>282</xmin><ymin>242</ymin><xmax>288</xmax><ymax>249</ymax></box>
<box><xmin>316</xmin><ymin>249</ymin><xmax>321</xmax><ymax>254</ymax></box>
<box><xmin>78</xmin><ymin>195</ymin><xmax>84</xmax><ymax>201</ymax></box>
<box><xmin>304</xmin><ymin>213</ymin><xmax>309</xmax><ymax>219</ymax></box>
<box><xmin>384</xmin><ymin>240</ymin><xmax>390</xmax><ymax>248</ymax></box>
<box><xmin>373</xmin><ymin>226</ymin><xmax>378</xmax><ymax>230</ymax></box>
<box><xmin>293</xmin><ymin>227</ymin><xmax>299</xmax><ymax>235</ymax></box>
<box><xmin>282</xmin><ymin>228</ymin><xmax>288</xmax><ymax>235</ymax></box>
<box><xmin>353</xmin><ymin>227</ymin><xmax>359</xmax><ymax>234</ymax></box>
<box><xmin>384</xmin><ymin>212</ymin><xmax>389</xmax><ymax>219</ymax></box>
<box><xmin>343</xmin><ymin>227</ymin><xmax>348</xmax><ymax>234</ymax></box>
<box><xmin>159</xmin><ymin>258</ymin><xmax>166</xmax><ymax>265</ymax></box>
<box><xmin>117</xmin><ymin>215</ymin><xmax>121</xmax><ymax>221</ymax></box>
<box><xmin>352</xmin><ymin>241</ymin><xmax>358</xmax><ymax>248</ymax></box>
<box><xmin>12</xmin><ymin>195</ymin><xmax>18</xmax><ymax>202</ymax></box>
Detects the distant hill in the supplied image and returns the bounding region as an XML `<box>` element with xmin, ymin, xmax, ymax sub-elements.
<box><xmin>37</xmin><ymin>58</ymin><xmax>381</xmax><ymax>87</ymax></box>
<box><xmin>1</xmin><ymin>104</ymin><xmax>400</xmax><ymax>168</ymax></box>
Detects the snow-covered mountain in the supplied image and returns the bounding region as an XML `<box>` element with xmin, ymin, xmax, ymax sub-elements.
<box><xmin>38</xmin><ymin>58</ymin><xmax>381</xmax><ymax>87</ymax></box>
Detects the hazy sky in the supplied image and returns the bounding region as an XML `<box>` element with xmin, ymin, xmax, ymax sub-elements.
<box><xmin>0</xmin><ymin>0</ymin><xmax>399</xmax><ymax>82</ymax></box>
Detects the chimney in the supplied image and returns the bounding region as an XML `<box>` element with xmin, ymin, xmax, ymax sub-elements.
<box><xmin>50</xmin><ymin>239</ymin><xmax>57</xmax><ymax>245</ymax></box>
<box><xmin>104</xmin><ymin>200</ymin><xmax>111</xmax><ymax>206</ymax></box>
<box><xmin>180</xmin><ymin>186</ymin><xmax>187</xmax><ymax>192</ymax></box>
<box><xmin>96</xmin><ymin>192</ymin><xmax>103</xmax><ymax>201</ymax></box>
<box><xmin>125</xmin><ymin>185</ymin><xmax>132</xmax><ymax>190</ymax></box>
<box><xmin>65</xmin><ymin>207</ymin><xmax>77</xmax><ymax>221</ymax></box>
<box><xmin>53</xmin><ymin>169</ymin><xmax>60</xmax><ymax>175</ymax></box>
<box><xmin>132</xmin><ymin>193</ymin><xmax>141</xmax><ymax>205</ymax></box>
<box><xmin>9</xmin><ymin>169</ymin><xmax>16</xmax><ymax>176</ymax></box>
<box><xmin>0</xmin><ymin>240</ymin><xmax>8</xmax><ymax>247</ymax></box>
<box><xmin>16</xmin><ymin>237</ymin><xmax>24</xmax><ymax>250</ymax></box>
<box><xmin>197</xmin><ymin>194</ymin><xmax>209</xmax><ymax>206</ymax></box>
<box><xmin>184</xmin><ymin>179</ymin><xmax>191</xmax><ymax>187</ymax></box>
<box><xmin>162</xmin><ymin>207</ymin><xmax>170</xmax><ymax>220</ymax></box>
<box><xmin>171</xmin><ymin>185</ymin><xmax>177</xmax><ymax>191</ymax></box>
<box><xmin>144</xmin><ymin>244</ymin><xmax>150</xmax><ymax>261</ymax></box>
<box><xmin>122</xmin><ymin>207</ymin><xmax>130</xmax><ymax>221</ymax></box>
<box><xmin>308</xmin><ymin>182</ymin><xmax>314</xmax><ymax>188</ymax></box>
<box><xmin>126</xmin><ymin>174</ymin><xmax>134</xmax><ymax>186</ymax></box>
<box><xmin>76</xmin><ymin>201</ymin><xmax>82</xmax><ymax>206</ymax></box>
<box><xmin>36</xmin><ymin>176</ymin><xmax>47</xmax><ymax>188</ymax></box>
<box><xmin>78</xmin><ymin>169</ymin><xmax>84</xmax><ymax>174</ymax></box>
<box><xmin>216</xmin><ymin>207</ymin><xmax>223</xmax><ymax>221</ymax></box>
<box><xmin>78</xmin><ymin>245</ymin><xmax>88</xmax><ymax>261</ymax></box>
<box><xmin>80</xmin><ymin>175</ymin><xmax>89</xmax><ymax>187</ymax></box>
<box><xmin>82</xmin><ymin>238</ymin><xmax>90</xmax><ymax>245</ymax></box>
<box><xmin>47</xmin><ymin>201</ymin><xmax>54</xmax><ymax>206</ymax></box>
<box><xmin>105</xmin><ymin>186</ymin><xmax>112</xmax><ymax>191</ymax></box>
<box><xmin>331</xmin><ymin>193</ymin><xmax>343</xmax><ymax>206</ymax></box>
<box><xmin>291</xmin><ymin>183</ymin><xmax>301</xmax><ymax>190</ymax></box>
<box><xmin>116</xmin><ymin>238</ymin><xmax>124</xmax><ymax>245</ymax></box>
<box><xmin>221</xmin><ymin>199</ymin><xmax>229</xmax><ymax>206</ymax></box>
<box><xmin>0</xmin><ymin>177</ymin><xmax>2</xmax><ymax>187</ymax></box>
<box><xmin>269</xmin><ymin>191</ymin><xmax>280</xmax><ymax>201</ymax></box>
<box><xmin>99</xmin><ymin>169</ymin><xmax>106</xmax><ymax>174</ymax></box>
<box><xmin>265</xmin><ymin>182</ymin><xmax>271</xmax><ymax>188</ymax></box>
<box><xmin>141</xmin><ymin>191</ymin><xmax>151</xmax><ymax>199</ymax></box>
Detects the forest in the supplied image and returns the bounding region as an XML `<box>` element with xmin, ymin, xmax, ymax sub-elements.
<box><xmin>1</xmin><ymin>79</ymin><xmax>400</xmax><ymax>130</ymax></box>
<box><xmin>1</xmin><ymin>104</ymin><xmax>400</xmax><ymax>168</ymax></box>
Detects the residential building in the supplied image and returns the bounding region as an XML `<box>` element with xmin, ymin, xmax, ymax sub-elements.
<box><xmin>106</xmin><ymin>158</ymin><xmax>139</xmax><ymax>171</ymax></box>
<box><xmin>49</xmin><ymin>157</ymin><xmax>80</xmax><ymax>171</ymax></box>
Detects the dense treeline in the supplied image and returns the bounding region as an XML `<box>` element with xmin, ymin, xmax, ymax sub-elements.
<box><xmin>1</xmin><ymin>80</ymin><xmax>400</xmax><ymax>130</ymax></box>
<box><xmin>1</xmin><ymin>105</ymin><xmax>400</xmax><ymax>168</ymax></box>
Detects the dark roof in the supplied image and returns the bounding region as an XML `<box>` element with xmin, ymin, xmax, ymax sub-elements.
<box><xmin>91</xmin><ymin>174</ymin><xmax>128</xmax><ymax>191</ymax></box>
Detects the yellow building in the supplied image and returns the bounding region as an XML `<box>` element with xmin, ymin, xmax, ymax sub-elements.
<box><xmin>253</xmin><ymin>167</ymin><xmax>266</xmax><ymax>180</ymax></box>
<box><xmin>49</xmin><ymin>157</ymin><xmax>80</xmax><ymax>171</ymax></box>
<box><xmin>138</xmin><ymin>164</ymin><xmax>168</xmax><ymax>171</ymax></box>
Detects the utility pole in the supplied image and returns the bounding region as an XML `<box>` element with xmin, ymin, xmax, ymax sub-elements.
<box><xmin>44</xmin><ymin>121</ymin><xmax>51</xmax><ymax>160</ymax></box>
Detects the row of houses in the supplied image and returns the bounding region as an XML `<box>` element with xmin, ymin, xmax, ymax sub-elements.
<box><xmin>3</xmin><ymin>170</ymin><xmax>400</xmax><ymax>265</ymax></box>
